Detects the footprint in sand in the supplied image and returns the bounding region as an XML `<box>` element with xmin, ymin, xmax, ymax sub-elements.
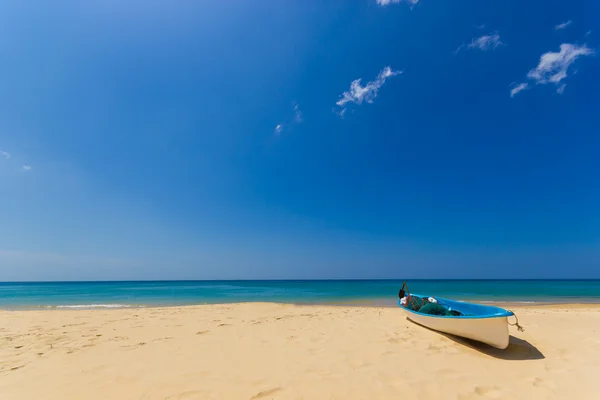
<box><xmin>62</xmin><ymin>323</ymin><xmax>86</xmax><ymax>328</ymax></box>
<box><xmin>119</xmin><ymin>342</ymin><xmax>146</xmax><ymax>350</ymax></box>
<box><xmin>250</xmin><ymin>387</ymin><xmax>282</xmax><ymax>399</ymax></box>
<box><xmin>427</xmin><ymin>343</ymin><xmax>444</xmax><ymax>352</ymax></box>
<box><xmin>456</xmin><ymin>386</ymin><xmax>501</xmax><ymax>399</ymax></box>
<box><xmin>474</xmin><ymin>385</ymin><xmax>501</xmax><ymax>395</ymax></box>
<box><xmin>458</xmin><ymin>385</ymin><xmax>502</xmax><ymax>399</ymax></box>
<box><xmin>152</xmin><ymin>337</ymin><xmax>174</xmax><ymax>342</ymax></box>
<box><xmin>532</xmin><ymin>376</ymin><xmax>556</xmax><ymax>389</ymax></box>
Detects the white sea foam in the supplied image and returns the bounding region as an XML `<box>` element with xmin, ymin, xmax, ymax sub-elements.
<box><xmin>51</xmin><ymin>304</ymin><xmax>137</xmax><ymax>309</ymax></box>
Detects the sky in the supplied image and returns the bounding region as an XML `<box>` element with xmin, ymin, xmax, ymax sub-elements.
<box><xmin>1</xmin><ymin>0</ymin><xmax>599</xmax><ymax>280</ymax></box>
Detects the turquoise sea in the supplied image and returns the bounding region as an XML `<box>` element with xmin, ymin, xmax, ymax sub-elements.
<box><xmin>1</xmin><ymin>280</ymin><xmax>600</xmax><ymax>309</ymax></box>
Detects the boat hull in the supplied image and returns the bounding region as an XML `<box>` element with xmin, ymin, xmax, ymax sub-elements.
<box><xmin>399</xmin><ymin>296</ymin><xmax>513</xmax><ymax>349</ymax></box>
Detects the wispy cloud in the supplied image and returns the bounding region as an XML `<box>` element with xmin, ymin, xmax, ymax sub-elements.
<box><xmin>1</xmin><ymin>150</ymin><xmax>10</xmax><ymax>160</ymax></box>
<box><xmin>455</xmin><ymin>32</ymin><xmax>504</xmax><ymax>54</ymax></box>
<box><xmin>475</xmin><ymin>24</ymin><xmax>486</xmax><ymax>30</ymax></box>
<box><xmin>555</xmin><ymin>20</ymin><xmax>572</xmax><ymax>31</ymax></box>
<box><xmin>376</xmin><ymin>0</ymin><xmax>419</xmax><ymax>6</ymax></box>
<box><xmin>556</xmin><ymin>84</ymin><xmax>567</xmax><ymax>95</ymax></box>
<box><xmin>22</xmin><ymin>165</ymin><xmax>32</xmax><ymax>171</ymax></box>
<box><xmin>527</xmin><ymin>43</ymin><xmax>593</xmax><ymax>84</ymax></box>
<box><xmin>335</xmin><ymin>66</ymin><xmax>401</xmax><ymax>116</ymax></box>
<box><xmin>293</xmin><ymin>103</ymin><xmax>302</xmax><ymax>123</ymax></box>
<box><xmin>470</xmin><ymin>32</ymin><xmax>503</xmax><ymax>50</ymax></box>
<box><xmin>511</xmin><ymin>43</ymin><xmax>594</xmax><ymax>97</ymax></box>
<box><xmin>459</xmin><ymin>32</ymin><xmax>504</xmax><ymax>54</ymax></box>
<box><xmin>274</xmin><ymin>103</ymin><xmax>303</xmax><ymax>137</ymax></box>
<box><xmin>510</xmin><ymin>83</ymin><xmax>529</xmax><ymax>98</ymax></box>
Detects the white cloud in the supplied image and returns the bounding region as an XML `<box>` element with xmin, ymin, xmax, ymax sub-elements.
<box><xmin>511</xmin><ymin>43</ymin><xmax>594</xmax><ymax>98</ymax></box>
<box><xmin>274</xmin><ymin>103</ymin><xmax>302</xmax><ymax>136</ymax></box>
<box><xmin>510</xmin><ymin>82</ymin><xmax>529</xmax><ymax>98</ymax></box>
<box><xmin>527</xmin><ymin>43</ymin><xmax>593</xmax><ymax>85</ymax></box>
<box><xmin>335</xmin><ymin>108</ymin><xmax>347</xmax><ymax>118</ymax></box>
<box><xmin>455</xmin><ymin>32</ymin><xmax>504</xmax><ymax>54</ymax></box>
<box><xmin>293</xmin><ymin>103</ymin><xmax>302</xmax><ymax>123</ymax></box>
<box><xmin>555</xmin><ymin>20</ymin><xmax>572</xmax><ymax>31</ymax></box>
<box><xmin>376</xmin><ymin>0</ymin><xmax>419</xmax><ymax>6</ymax></box>
<box><xmin>467</xmin><ymin>32</ymin><xmax>503</xmax><ymax>51</ymax></box>
<box><xmin>22</xmin><ymin>165</ymin><xmax>32</xmax><ymax>171</ymax></box>
<box><xmin>453</xmin><ymin>44</ymin><xmax>465</xmax><ymax>54</ymax></box>
<box><xmin>1</xmin><ymin>150</ymin><xmax>10</xmax><ymax>159</ymax></box>
<box><xmin>335</xmin><ymin>66</ymin><xmax>401</xmax><ymax>116</ymax></box>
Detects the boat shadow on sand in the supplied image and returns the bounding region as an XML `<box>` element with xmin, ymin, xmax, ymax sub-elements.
<box><xmin>407</xmin><ymin>318</ymin><xmax>545</xmax><ymax>361</ymax></box>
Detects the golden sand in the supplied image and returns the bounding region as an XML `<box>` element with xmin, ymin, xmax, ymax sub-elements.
<box><xmin>1</xmin><ymin>303</ymin><xmax>599</xmax><ymax>399</ymax></box>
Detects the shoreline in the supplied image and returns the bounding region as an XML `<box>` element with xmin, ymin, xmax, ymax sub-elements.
<box><xmin>3</xmin><ymin>298</ymin><xmax>600</xmax><ymax>311</ymax></box>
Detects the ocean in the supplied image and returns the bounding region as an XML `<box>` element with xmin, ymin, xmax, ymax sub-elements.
<box><xmin>1</xmin><ymin>280</ymin><xmax>600</xmax><ymax>309</ymax></box>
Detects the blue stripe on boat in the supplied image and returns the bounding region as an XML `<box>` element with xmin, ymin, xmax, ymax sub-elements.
<box><xmin>399</xmin><ymin>294</ymin><xmax>514</xmax><ymax>319</ymax></box>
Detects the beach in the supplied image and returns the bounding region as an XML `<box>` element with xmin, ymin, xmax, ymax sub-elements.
<box><xmin>1</xmin><ymin>303</ymin><xmax>599</xmax><ymax>399</ymax></box>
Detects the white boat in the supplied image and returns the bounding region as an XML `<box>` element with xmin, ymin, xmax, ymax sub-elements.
<box><xmin>398</xmin><ymin>293</ymin><xmax>520</xmax><ymax>349</ymax></box>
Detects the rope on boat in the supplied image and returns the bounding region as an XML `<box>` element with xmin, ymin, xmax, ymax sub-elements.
<box><xmin>507</xmin><ymin>310</ymin><xmax>525</xmax><ymax>332</ymax></box>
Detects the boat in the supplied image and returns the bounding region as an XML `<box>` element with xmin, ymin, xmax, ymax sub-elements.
<box><xmin>397</xmin><ymin>284</ymin><xmax>522</xmax><ymax>349</ymax></box>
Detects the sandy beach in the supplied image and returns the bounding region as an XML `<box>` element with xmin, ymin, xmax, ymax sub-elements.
<box><xmin>1</xmin><ymin>303</ymin><xmax>599</xmax><ymax>399</ymax></box>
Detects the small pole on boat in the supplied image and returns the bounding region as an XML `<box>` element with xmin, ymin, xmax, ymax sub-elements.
<box><xmin>398</xmin><ymin>281</ymin><xmax>409</xmax><ymax>299</ymax></box>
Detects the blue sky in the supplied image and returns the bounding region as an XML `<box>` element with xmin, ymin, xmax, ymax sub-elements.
<box><xmin>1</xmin><ymin>0</ymin><xmax>599</xmax><ymax>280</ymax></box>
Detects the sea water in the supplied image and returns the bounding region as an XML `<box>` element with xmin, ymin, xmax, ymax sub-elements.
<box><xmin>1</xmin><ymin>280</ymin><xmax>600</xmax><ymax>309</ymax></box>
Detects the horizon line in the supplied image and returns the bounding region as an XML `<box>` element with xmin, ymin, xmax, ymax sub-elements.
<box><xmin>2</xmin><ymin>278</ymin><xmax>600</xmax><ymax>284</ymax></box>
